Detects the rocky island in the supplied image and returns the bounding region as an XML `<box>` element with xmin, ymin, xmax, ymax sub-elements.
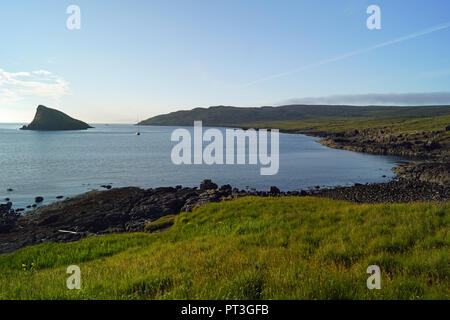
<box><xmin>20</xmin><ymin>105</ymin><xmax>93</xmax><ymax>131</ymax></box>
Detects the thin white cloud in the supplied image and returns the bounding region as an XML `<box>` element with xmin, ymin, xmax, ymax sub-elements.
<box><xmin>0</xmin><ymin>68</ymin><xmax>69</xmax><ymax>105</ymax></box>
<box><xmin>242</xmin><ymin>21</ymin><xmax>450</xmax><ymax>87</ymax></box>
<box><xmin>32</xmin><ymin>70</ymin><xmax>52</xmax><ymax>75</ymax></box>
<box><xmin>279</xmin><ymin>92</ymin><xmax>450</xmax><ymax>106</ymax></box>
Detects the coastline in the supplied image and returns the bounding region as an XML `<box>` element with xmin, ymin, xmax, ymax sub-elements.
<box><xmin>1</xmin><ymin>177</ymin><xmax>449</xmax><ymax>255</ymax></box>
<box><xmin>1</xmin><ymin>127</ymin><xmax>448</xmax><ymax>254</ymax></box>
<box><xmin>236</xmin><ymin>125</ymin><xmax>449</xmax><ymax>187</ymax></box>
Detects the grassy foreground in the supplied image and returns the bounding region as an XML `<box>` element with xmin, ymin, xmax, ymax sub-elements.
<box><xmin>0</xmin><ymin>197</ymin><xmax>448</xmax><ymax>300</ymax></box>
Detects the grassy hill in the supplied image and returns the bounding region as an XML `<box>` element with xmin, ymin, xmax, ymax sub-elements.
<box><xmin>139</xmin><ymin>105</ymin><xmax>450</xmax><ymax>127</ymax></box>
<box><xmin>1</xmin><ymin>197</ymin><xmax>448</xmax><ymax>300</ymax></box>
<box><xmin>243</xmin><ymin>114</ymin><xmax>450</xmax><ymax>133</ymax></box>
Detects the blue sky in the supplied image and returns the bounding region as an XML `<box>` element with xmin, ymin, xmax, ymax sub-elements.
<box><xmin>1</xmin><ymin>0</ymin><xmax>450</xmax><ymax>123</ymax></box>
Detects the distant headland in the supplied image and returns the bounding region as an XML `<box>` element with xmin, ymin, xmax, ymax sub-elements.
<box><xmin>20</xmin><ymin>105</ymin><xmax>93</xmax><ymax>131</ymax></box>
<box><xmin>138</xmin><ymin>104</ymin><xmax>450</xmax><ymax>127</ymax></box>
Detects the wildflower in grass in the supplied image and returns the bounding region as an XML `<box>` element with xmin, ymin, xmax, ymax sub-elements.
<box><xmin>21</xmin><ymin>262</ymin><xmax>35</xmax><ymax>271</ymax></box>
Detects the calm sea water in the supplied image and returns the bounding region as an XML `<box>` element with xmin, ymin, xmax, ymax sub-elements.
<box><xmin>0</xmin><ymin>123</ymin><xmax>403</xmax><ymax>209</ymax></box>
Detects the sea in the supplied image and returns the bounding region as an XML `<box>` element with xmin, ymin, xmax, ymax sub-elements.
<box><xmin>0</xmin><ymin>123</ymin><xmax>404</xmax><ymax>210</ymax></box>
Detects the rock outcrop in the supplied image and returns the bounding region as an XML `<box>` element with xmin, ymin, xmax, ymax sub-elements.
<box><xmin>0</xmin><ymin>202</ymin><xmax>19</xmax><ymax>233</ymax></box>
<box><xmin>293</xmin><ymin>126</ymin><xmax>450</xmax><ymax>186</ymax></box>
<box><xmin>316</xmin><ymin>127</ymin><xmax>449</xmax><ymax>158</ymax></box>
<box><xmin>20</xmin><ymin>105</ymin><xmax>93</xmax><ymax>131</ymax></box>
<box><xmin>392</xmin><ymin>159</ymin><xmax>450</xmax><ymax>186</ymax></box>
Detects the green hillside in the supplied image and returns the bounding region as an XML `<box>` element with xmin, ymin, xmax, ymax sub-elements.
<box><xmin>244</xmin><ymin>114</ymin><xmax>450</xmax><ymax>133</ymax></box>
<box><xmin>139</xmin><ymin>105</ymin><xmax>450</xmax><ymax>127</ymax></box>
<box><xmin>1</xmin><ymin>197</ymin><xmax>448</xmax><ymax>300</ymax></box>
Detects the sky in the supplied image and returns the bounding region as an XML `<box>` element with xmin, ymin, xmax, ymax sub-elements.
<box><xmin>1</xmin><ymin>0</ymin><xmax>450</xmax><ymax>123</ymax></box>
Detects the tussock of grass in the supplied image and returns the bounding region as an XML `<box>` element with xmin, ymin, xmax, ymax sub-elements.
<box><xmin>144</xmin><ymin>215</ymin><xmax>176</xmax><ymax>233</ymax></box>
<box><xmin>0</xmin><ymin>197</ymin><xmax>448</xmax><ymax>300</ymax></box>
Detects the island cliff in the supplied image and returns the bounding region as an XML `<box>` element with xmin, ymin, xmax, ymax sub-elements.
<box><xmin>20</xmin><ymin>105</ymin><xmax>93</xmax><ymax>131</ymax></box>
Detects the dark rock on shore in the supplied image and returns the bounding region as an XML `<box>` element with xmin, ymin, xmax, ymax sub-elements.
<box><xmin>35</xmin><ymin>196</ymin><xmax>44</xmax><ymax>203</ymax></box>
<box><xmin>289</xmin><ymin>126</ymin><xmax>449</xmax><ymax>187</ymax></box>
<box><xmin>0</xmin><ymin>202</ymin><xmax>19</xmax><ymax>234</ymax></box>
<box><xmin>0</xmin><ymin>178</ymin><xmax>448</xmax><ymax>255</ymax></box>
<box><xmin>0</xmin><ymin>202</ymin><xmax>12</xmax><ymax>215</ymax></box>
<box><xmin>200</xmin><ymin>179</ymin><xmax>218</xmax><ymax>191</ymax></box>
<box><xmin>316</xmin><ymin>127</ymin><xmax>449</xmax><ymax>159</ymax></box>
<box><xmin>392</xmin><ymin>159</ymin><xmax>449</xmax><ymax>186</ymax></box>
<box><xmin>313</xmin><ymin>178</ymin><xmax>449</xmax><ymax>203</ymax></box>
<box><xmin>219</xmin><ymin>184</ymin><xmax>232</xmax><ymax>194</ymax></box>
<box><xmin>0</xmin><ymin>182</ymin><xmax>235</xmax><ymax>254</ymax></box>
<box><xmin>269</xmin><ymin>186</ymin><xmax>281</xmax><ymax>195</ymax></box>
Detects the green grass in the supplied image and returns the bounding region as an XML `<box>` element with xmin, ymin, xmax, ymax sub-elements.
<box><xmin>0</xmin><ymin>197</ymin><xmax>448</xmax><ymax>300</ymax></box>
<box><xmin>242</xmin><ymin>114</ymin><xmax>450</xmax><ymax>134</ymax></box>
<box><xmin>144</xmin><ymin>215</ymin><xmax>176</xmax><ymax>232</ymax></box>
<box><xmin>140</xmin><ymin>105</ymin><xmax>450</xmax><ymax>127</ymax></box>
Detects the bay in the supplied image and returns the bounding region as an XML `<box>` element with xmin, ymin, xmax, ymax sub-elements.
<box><xmin>0</xmin><ymin>123</ymin><xmax>402</xmax><ymax>209</ymax></box>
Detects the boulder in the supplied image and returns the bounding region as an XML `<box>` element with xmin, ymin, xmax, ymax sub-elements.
<box><xmin>0</xmin><ymin>202</ymin><xmax>12</xmax><ymax>215</ymax></box>
<box><xmin>199</xmin><ymin>179</ymin><xmax>218</xmax><ymax>191</ymax></box>
<box><xmin>219</xmin><ymin>184</ymin><xmax>232</xmax><ymax>195</ymax></box>
<box><xmin>269</xmin><ymin>186</ymin><xmax>280</xmax><ymax>195</ymax></box>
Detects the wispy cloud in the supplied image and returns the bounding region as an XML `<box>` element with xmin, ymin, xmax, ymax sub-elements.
<box><xmin>0</xmin><ymin>68</ymin><xmax>69</xmax><ymax>105</ymax></box>
<box><xmin>279</xmin><ymin>92</ymin><xmax>450</xmax><ymax>106</ymax></box>
<box><xmin>242</xmin><ymin>21</ymin><xmax>450</xmax><ymax>87</ymax></box>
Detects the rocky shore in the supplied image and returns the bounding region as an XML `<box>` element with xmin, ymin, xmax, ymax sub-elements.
<box><xmin>1</xmin><ymin>178</ymin><xmax>449</xmax><ymax>255</ymax></box>
<box><xmin>1</xmin><ymin>120</ymin><xmax>448</xmax><ymax>255</ymax></box>
<box><xmin>316</xmin><ymin>127</ymin><xmax>449</xmax><ymax>158</ymax></box>
<box><xmin>281</xmin><ymin>126</ymin><xmax>449</xmax><ymax>187</ymax></box>
<box><xmin>391</xmin><ymin>159</ymin><xmax>449</xmax><ymax>186</ymax></box>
